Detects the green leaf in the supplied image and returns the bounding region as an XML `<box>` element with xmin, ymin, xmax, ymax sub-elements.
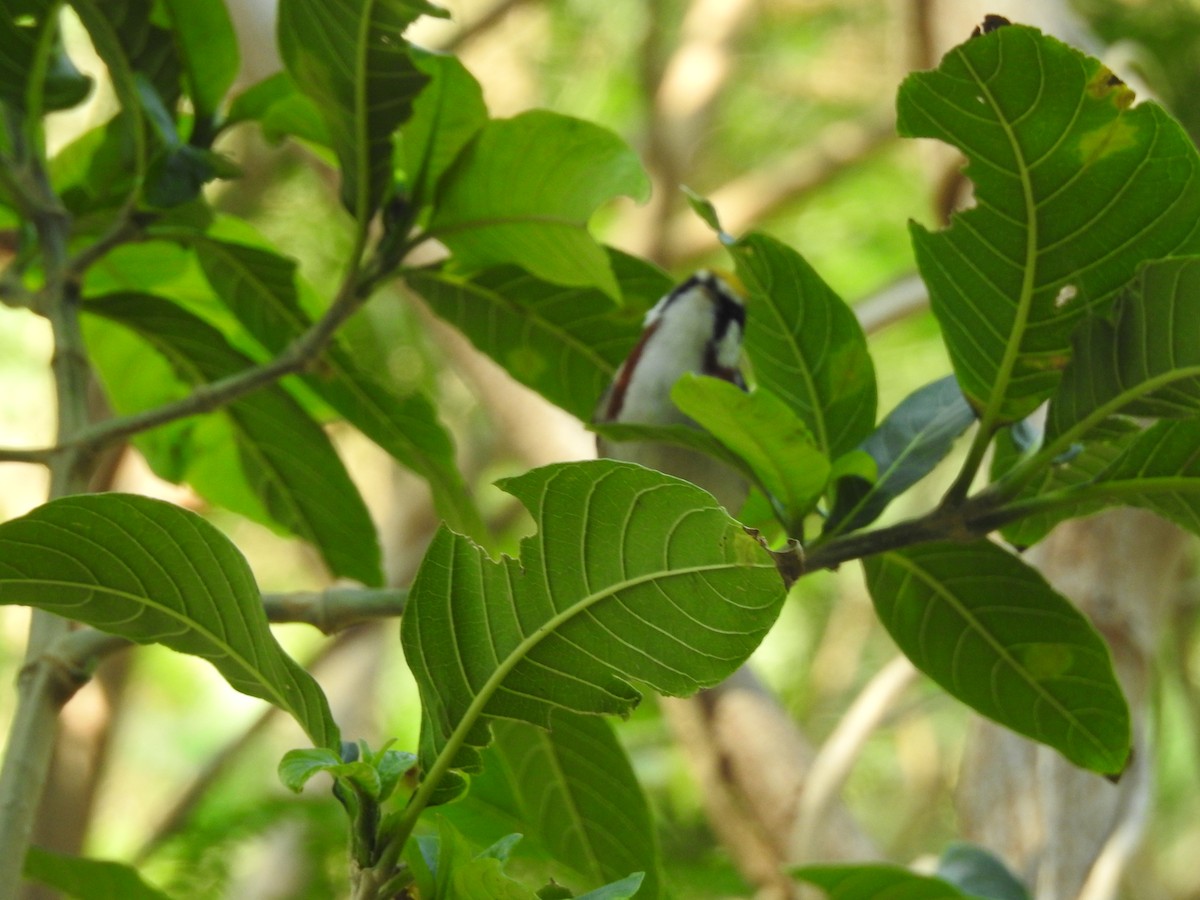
<box><xmin>1083</xmin><ymin>419</ymin><xmax>1200</xmax><ymax>537</ymax></box>
<box><xmin>0</xmin><ymin>494</ymin><xmax>338</xmax><ymax>748</ymax></box>
<box><xmin>576</xmin><ymin>874</ymin><xmax>645</xmax><ymax>900</ymax></box>
<box><xmin>489</xmin><ymin>714</ymin><xmax>663</xmax><ymax>899</ymax></box>
<box><xmin>990</xmin><ymin>418</ymin><xmax>1138</xmax><ymax>547</ymax></box>
<box><xmin>407</xmin><ymin>253</ymin><xmax>668</xmax><ymax>421</ymax></box>
<box><xmin>825</xmin><ymin>375</ymin><xmax>975</xmax><ymax>536</ymax></box>
<box><xmin>71</xmin><ymin>0</ymin><xmax>149</xmax><ymax>186</ymax></box>
<box><xmin>224</xmin><ymin>71</ymin><xmax>331</xmax><ymax>146</ymax></box>
<box><xmin>0</xmin><ymin>0</ymin><xmax>92</xmax><ymax>114</ymax></box>
<box><xmin>428</xmin><ymin>111</ymin><xmax>651</xmax><ymax>298</ymax></box>
<box><xmin>863</xmin><ymin>541</ymin><xmax>1129</xmax><ymax>774</ymax></box>
<box><xmin>400</xmin><ymin>49</ymin><xmax>488</xmax><ymax>213</ymax></box>
<box><xmin>85</xmin><ymin>293</ymin><xmax>384</xmax><ymax>586</ymax></box>
<box><xmin>898</xmin><ymin>24</ymin><xmax>1200</xmax><ymax>425</ymax></box>
<box><xmin>401</xmin><ymin>460</ymin><xmax>786</xmax><ymax>803</ymax></box>
<box><xmin>672</xmin><ymin>375</ymin><xmax>831</xmax><ymax>533</ymax></box>
<box><xmin>730</xmin><ymin>232</ymin><xmax>877</xmax><ymax>457</ymax></box>
<box><xmin>937</xmin><ymin>843</ymin><xmax>1030</xmax><ymax>900</ymax></box>
<box><xmin>159</xmin><ymin>0</ymin><xmax>239</xmax><ymax>122</ymax></box>
<box><xmin>1046</xmin><ymin>257</ymin><xmax>1200</xmax><ymax>443</ymax></box>
<box><xmin>278</xmin><ymin>747</ymin><xmax>345</xmax><ymax>792</ymax></box>
<box><xmin>277</xmin><ymin>0</ymin><xmax>442</xmax><ymax>218</ymax></box>
<box><xmin>794</xmin><ymin>863</ymin><xmax>982</xmax><ymax>900</ymax></box>
<box><xmin>190</xmin><ymin>235</ymin><xmax>485</xmax><ymax>538</ymax></box>
<box><xmin>23</xmin><ymin>847</ymin><xmax>171</xmax><ymax>900</ymax></box>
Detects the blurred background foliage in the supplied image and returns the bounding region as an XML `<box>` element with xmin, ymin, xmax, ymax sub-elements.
<box><xmin>3</xmin><ymin>0</ymin><xmax>1200</xmax><ymax>897</ymax></box>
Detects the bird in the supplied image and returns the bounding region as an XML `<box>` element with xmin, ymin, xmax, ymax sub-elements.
<box><xmin>594</xmin><ymin>270</ymin><xmax>750</xmax><ymax>512</ymax></box>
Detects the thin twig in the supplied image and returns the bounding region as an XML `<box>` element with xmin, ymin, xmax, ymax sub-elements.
<box><xmin>0</xmin><ymin>446</ymin><xmax>52</xmax><ymax>464</ymax></box>
<box><xmin>56</xmin><ymin>252</ymin><xmax>372</xmax><ymax>454</ymax></box>
<box><xmin>789</xmin><ymin>655</ymin><xmax>919</xmax><ymax>862</ymax></box>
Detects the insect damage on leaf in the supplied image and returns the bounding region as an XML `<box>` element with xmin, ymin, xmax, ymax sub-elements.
<box><xmin>970</xmin><ymin>14</ymin><xmax>1011</xmax><ymax>38</ymax></box>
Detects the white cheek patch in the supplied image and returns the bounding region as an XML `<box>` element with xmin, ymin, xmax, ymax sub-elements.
<box><xmin>714</xmin><ymin>320</ymin><xmax>742</xmax><ymax>369</ymax></box>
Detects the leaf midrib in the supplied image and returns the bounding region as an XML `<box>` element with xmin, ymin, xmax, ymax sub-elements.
<box><xmin>884</xmin><ymin>551</ymin><xmax>1117</xmax><ymax>760</ymax></box>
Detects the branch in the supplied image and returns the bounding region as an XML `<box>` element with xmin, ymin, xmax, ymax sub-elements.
<box><xmin>52</xmin><ymin>588</ymin><xmax>410</xmax><ymax>669</ymax></box>
<box><xmin>57</xmin><ymin>245</ymin><xmax>373</xmax><ymax>454</ymax></box>
<box><xmin>0</xmin><ymin>446</ymin><xmax>52</xmax><ymax>464</ymax></box>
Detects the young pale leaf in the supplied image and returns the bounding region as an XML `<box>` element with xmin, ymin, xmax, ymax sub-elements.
<box><xmin>731</xmin><ymin>232</ymin><xmax>876</xmax><ymax>458</ymax></box>
<box><xmin>937</xmin><ymin>843</ymin><xmax>1031</xmax><ymax>900</ymax></box>
<box><xmin>899</xmin><ymin>24</ymin><xmax>1200</xmax><ymax>424</ymax></box>
<box><xmin>191</xmin><ymin>236</ymin><xmax>485</xmax><ymax>538</ymax></box>
<box><xmin>407</xmin><ymin>253</ymin><xmax>670</xmax><ymax>421</ymax></box>
<box><xmin>24</xmin><ymin>847</ymin><xmax>171</xmax><ymax>900</ymax></box>
<box><xmin>86</xmin><ymin>293</ymin><xmax>384</xmax><ymax>586</ymax></box>
<box><xmin>158</xmin><ymin>0</ymin><xmax>239</xmax><ymax>122</ymax></box>
<box><xmin>400</xmin><ymin>50</ymin><xmax>488</xmax><ymax>212</ymax></box>
<box><xmin>0</xmin><ymin>494</ymin><xmax>339</xmax><ymax>749</ymax></box>
<box><xmin>0</xmin><ymin>0</ymin><xmax>92</xmax><ymax>113</ymax></box>
<box><xmin>863</xmin><ymin>541</ymin><xmax>1129</xmax><ymax>774</ymax></box>
<box><xmin>1046</xmin><ymin>257</ymin><xmax>1200</xmax><ymax>443</ymax></box>
<box><xmin>277</xmin><ymin>0</ymin><xmax>443</xmax><ymax>218</ymax></box>
<box><xmin>825</xmin><ymin>375</ymin><xmax>975</xmax><ymax>536</ymax></box>
<box><xmin>672</xmin><ymin>375</ymin><xmax>830</xmax><ymax>533</ymax></box>
<box><xmin>428</xmin><ymin>111</ymin><xmax>651</xmax><ymax>298</ymax></box>
<box><xmin>488</xmin><ymin>715</ymin><xmax>663</xmax><ymax>900</ymax></box>
<box><xmin>401</xmin><ymin>460</ymin><xmax>786</xmax><ymax>802</ymax></box>
<box><xmin>794</xmin><ymin>864</ymin><xmax>983</xmax><ymax>900</ymax></box>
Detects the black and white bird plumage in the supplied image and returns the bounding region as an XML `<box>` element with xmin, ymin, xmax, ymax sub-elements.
<box><xmin>594</xmin><ymin>271</ymin><xmax>749</xmax><ymax>511</ymax></box>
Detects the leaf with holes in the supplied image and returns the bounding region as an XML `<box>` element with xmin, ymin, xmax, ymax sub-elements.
<box><xmin>1046</xmin><ymin>256</ymin><xmax>1200</xmax><ymax>443</ymax></box>
<box><xmin>730</xmin><ymin>232</ymin><xmax>876</xmax><ymax>458</ymax></box>
<box><xmin>862</xmin><ymin>541</ymin><xmax>1129</xmax><ymax>774</ymax></box>
<box><xmin>277</xmin><ymin>0</ymin><xmax>445</xmax><ymax>218</ymax></box>
<box><xmin>401</xmin><ymin>460</ymin><xmax>786</xmax><ymax>803</ymax></box>
<box><xmin>0</xmin><ymin>494</ymin><xmax>338</xmax><ymax>748</ymax></box>
<box><xmin>899</xmin><ymin>24</ymin><xmax>1200</xmax><ymax>425</ymax></box>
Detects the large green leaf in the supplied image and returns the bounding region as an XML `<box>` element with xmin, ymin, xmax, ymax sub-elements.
<box><xmin>85</xmin><ymin>293</ymin><xmax>384</xmax><ymax>586</ymax></box>
<box><xmin>730</xmin><ymin>232</ymin><xmax>877</xmax><ymax>458</ymax></box>
<box><xmin>862</xmin><ymin>541</ymin><xmax>1129</xmax><ymax>774</ymax></box>
<box><xmin>24</xmin><ymin>847</ymin><xmax>171</xmax><ymax>900</ymax></box>
<box><xmin>899</xmin><ymin>24</ymin><xmax>1200</xmax><ymax>425</ymax></box>
<box><xmin>159</xmin><ymin>0</ymin><xmax>239</xmax><ymax>122</ymax></box>
<box><xmin>1046</xmin><ymin>256</ymin><xmax>1200</xmax><ymax>443</ymax></box>
<box><xmin>937</xmin><ymin>843</ymin><xmax>1030</xmax><ymax>900</ymax></box>
<box><xmin>671</xmin><ymin>374</ymin><xmax>830</xmax><ymax>534</ymax></box>
<box><xmin>0</xmin><ymin>494</ymin><xmax>338</xmax><ymax>748</ymax></box>
<box><xmin>487</xmin><ymin>714</ymin><xmax>663</xmax><ymax>899</ymax></box>
<box><xmin>277</xmin><ymin>0</ymin><xmax>442</xmax><ymax>218</ymax></box>
<box><xmin>428</xmin><ymin>111</ymin><xmax>651</xmax><ymax>298</ymax></box>
<box><xmin>190</xmin><ymin>235</ymin><xmax>485</xmax><ymax>538</ymax></box>
<box><xmin>794</xmin><ymin>864</ymin><xmax>986</xmax><ymax>900</ymax></box>
<box><xmin>401</xmin><ymin>460</ymin><xmax>786</xmax><ymax>802</ymax></box>
<box><xmin>399</xmin><ymin>50</ymin><xmax>488</xmax><ymax>213</ymax></box>
<box><xmin>0</xmin><ymin>0</ymin><xmax>92</xmax><ymax>113</ymax></box>
<box><xmin>824</xmin><ymin>375</ymin><xmax>975</xmax><ymax>537</ymax></box>
<box><xmin>407</xmin><ymin>254</ymin><xmax>668</xmax><ymax>421</ymax></box>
